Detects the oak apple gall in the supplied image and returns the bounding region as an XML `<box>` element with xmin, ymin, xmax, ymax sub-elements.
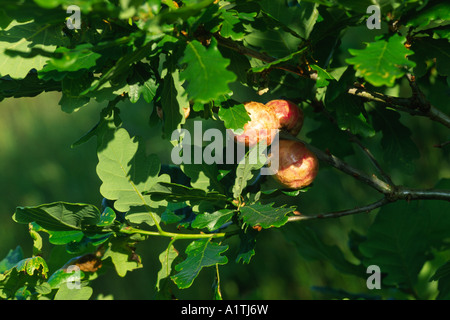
<box><xmin>266</xmin><ymin>99</ymin><xmax>303</xmax><ymax>136</ymax></box>
<box><xmin>270</xmin><ymin>139</ymin><xmax>318</xmax><ymax>189</ymax></box>
<box><xmin>234</xmin><ymin>101</ymin><xmax>279</xmax><ymax>147</ymax></box>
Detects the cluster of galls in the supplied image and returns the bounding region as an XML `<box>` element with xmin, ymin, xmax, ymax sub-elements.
<box><xmin>235</xmin><ymin>100</ymin><xmax>318</xmax><ymax>190</ymax></box>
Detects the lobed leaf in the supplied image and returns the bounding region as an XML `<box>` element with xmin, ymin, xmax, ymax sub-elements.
<box><xmin>346</xmin><ymin>34</ymin><xmax>416</xmax><ymax>87</ymax></box>
<box><xmin>180</xmin><ymin>39</ymin><xmax>236</xmax><ymax>103</ymax></box>
<box><xmin>239</xmin><ymin>203</ymin><xmax>294</xmax><ymax>229</ymax></box>
<box><xmin>171</xmin><ymin>238</ymin><xmax>228</xmax><ymax>289</ymax></box>
<box><xmin>144</xmin><ymin>182</ymin><xmax>228</xmax><ymax>204</ymax></box>
<box><xmin>218</xmin><ymin>102</ymin><xmax>251</xmax><ymax>132</ymax></box>
<box><xmin>13</xmin><ymin>202</ymin><xmax>101</xmax><ymax>232</ymax></box>
<box><xmin>0</xmin><ymin>20</ymin><xmax>67</xmax><ymax>79</ymax></box>
<box><xmin>96</xmin><ymin>127</ymin><xmax>170</xmax><ymax>223</ymax></box>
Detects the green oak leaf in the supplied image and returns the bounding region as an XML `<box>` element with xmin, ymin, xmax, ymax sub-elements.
<box><xmin>180</xmin><ymin>39</ymin><xmax>236</xmax><ymax>103</ymax></box>
<box><xmin>219</xmin><ymin>10</ymin><xmax>246</xmax><ymax>40</ymax></box>
<box><xmin>0</xmin><ymin>246</ymin><xmax>24</xmax><ymax>273</ymax></box>
<box><xmin>218</xmin><ymin>102</ymin><xmax>251</xmax><ymax>132</ymax></box>
<box><xmin>243</xmin><ymin>27</ymin><xmax>302</xmax><ymax>59</ymax></box>
<box><xmin>431</xmin><ymin>261</ymin><xmax>450</xmax><ymax>300</ymax></box>
<box><xmin>346</xmin><ymin>34</ymin><xmax>416</xmax><ymax>87</ymax></box>
<box><xmin>40</xmin><ymin>43</ymin><xmax>101</xmax><ymax>73</ymax></box>
<box><xmin>15</xmin><ymin>256</ymin><xmax>49</xmax><ymax>278</ymax></box>
<box><xmin>160</xmin><ymin>70</ymin><xmax>189</xmax><ymax>138</ymax></box>
<box><xmin>259</xmin><ymin>0</ymin><xmax>318</xmax><ymax>39</ymax></box>
<box><xmin>96</xmin><ymin>127</ymin><xmax>170</xmax><ymax>225</ymax></box>
<box><xmin>191</xmin><ymin>209</ymin><xmax>234</xmax><ymax>231</ymax></box>
<box><xmin>406</xmin><ymin>2</ymin><xmax>450</xmax><ymax>28</ymax></box>
<box><xmin>251</xmin><ymin>48</ymin><xmax>308</xmax><ymax>74</ymax></box>
<box><xmin>371</xmin><ymin>108</ymin><xmax>420</xmax><ymax>173</ymax></box>
<box><xmin>181</xmin><ymin>158</ymin><xmax>225</xmax><ymax>194</ymax></box>
<box><xmin>239</xmin><ymin>203</ymin><xmax>295</xmax><ymax>229</ymax></box>
<box><xmin>233</xmin><ymin>145</ymin><xmax>267</xmax><ymax>200</ymax></box>
<box><xmin>236</xmin><ymin>229</ymin><xmax>258</xmax><ymax>264</ymax></box>
<box><xmin>144</xmin><ymin>182</ymin><xmax>228</xmax><ymax>204</ymax></box>
<box><xmin>13</xmin><ymin>202</ymin><xmax>101</xmax><ymax>232</ymax></box>
<box><xmin>102</xmin><ymin>236</ymin><xmax>142</xmax><ymax>277</ymax></box>
<box><xmin>156</xmin><ymin>242</ymin><xmax>179</xmax><ymax>292</ymax></box>
<box><xmin>410</xmin><ymin>38</ymin><xmax>450</xmax><ymax>78</ymax></box>
<box><xmin>171</xmin><ymin>239</ymin><xmax>228</xmax><ymax>289</ymax></box>
<box><xmin>0</xmin><ymin>20</ymin><xmax>67</xmax><ymax>79</ymax></box>
<box><xmin>54</xmin><ymin>285</ymin><xmax>93</xmax><ymax>300</ymax></box>
<box><xmin>311</xmin><ymin>64</ymin><xmax>335</xmax><ymax>88</ymax></box>
<box><xmin>333</xmin><ymin>94</ymin><xmax>375</xmax><ymax>138</ymax></box>
<box><xmin>96</xmin><ymin>207</ymin><xmax>116</xmax><ymax>227</ymax></box>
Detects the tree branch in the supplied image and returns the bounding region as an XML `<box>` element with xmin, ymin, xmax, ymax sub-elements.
<box><xmin>287</xmin><ymin>197</ymin><xmax>390</xmax><ymax>222</ymax></box>
<box><xmin>294</xmin><ymin>137</ymin><xmax>394</xmax><ymax>195</ymax></box>
<box><xmin>347</xmin><ymin>87</ymin><xmax>450</xmax><ymax>129</ymax></box>
<box><xmin>287</xmin><ymin>187</ymin><xmax>450</xmax><ymax>223</ymax></box>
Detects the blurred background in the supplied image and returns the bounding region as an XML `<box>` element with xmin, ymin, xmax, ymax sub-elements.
<box><xmin>1</xmin><ymin>24</ymin><xmax>449</xmax><ymax>300</ymax></box>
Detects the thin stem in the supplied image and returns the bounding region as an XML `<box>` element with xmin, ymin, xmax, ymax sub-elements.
<box><xmin>288</xmin><ymin>197</ymin><xmax>390</xmax><ymax>222</ymax></box>
<box><xmin>394</xmin><ymin>187</ymin><xmax>450</xmax><ymax>201</ymax></box>
<box><xmin>288</xmin><ymin>186</ymin><xmax>450</xmax><ymax>223</ymax></box>
<box><xmin>120</xmin><ymin>226</ymin><xmax>226</xmax><ymax>240</ymax></box>
<box><xmin>294</xmin><ymin>137</ymin><xmax>393</xmax><ymax>195</ymax></box>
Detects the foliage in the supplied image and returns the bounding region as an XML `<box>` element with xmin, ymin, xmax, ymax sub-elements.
<box><xmin>0</xmin><ymin>0</ymin><xmax>449</xmax><ymax>300</ymax></box>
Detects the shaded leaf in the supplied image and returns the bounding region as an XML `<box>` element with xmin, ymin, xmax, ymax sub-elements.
<box><xmin>15</xmin><ymin>256</ymin><xmax>49</xmax><ymax>278</ymax></box>
<box><xmin>160</xmin><ymin>70</ymin><xmax>189</xmax><ymax>137</ymax></box>
<box><xmin>239</xmin><ymin>203</ymin><xmax>294</xmax><ymax>229</ymax></box>
<box><xmin>96</xmin><ymin>128</ymin><xmax>170</xmax><ymax>224</ymax></box>
<box><xmin>430</xmin><ymin>261</ymin><xmax>450</xmax><ymax>300</ymax></box>
<box><xmin>191</xmin><ymin>209</ymin><xmax>234</xmax><ymax>231</ymax></box>
<box><xmin>371</xmin><ymin>108</ymin><xmax>420</xmax><ymax>173</ymax></box>
<box><xmin>156</xmin><ymin>241</ymin><xmax>178</xmax><ymax>292</ymax></box>
<box><xmin>0</xmin><ymin>20</ymin><xmax>67</xmax><ymax>79</ymax></box>
<box><xmin>54</xmin><ymin>285</ymin><xmax>93</xmax><ymax>300</ymax></box>
<box><xmin>346</xmin><ymin>34</ymin><xmax>416</xmax><ymax>87</ymax></box>
<box><xmin>145</xmin><ymin>182</ymin><xmax>228</xmax><ymax>204</ymax></box>
<box><xmin>172</xmin><ymin>239</ymin><xmax>228</xmax><ymax>289</ymax></box>
<box><xmin>180</xmin><ymin>39</ymin><xmax>236</xmax><ymax>103</ymax></box>
<box><xmin>233</xmin><ymin>146</ymin><xmax>267</xmax><ymax>200</ymax></box>
<box><xmin>406</xmin><ymin>2</ymin><xmax>450</xmax><ymax>28</ymax></box>
<box><xmin>0</xmin><ymin>246</ymin><xmax>24</xmax><ymax>273</ymax></box>
<box><xmin>218</xmin><ymin>102</ymin><xmax>251</xmax><ymax>132</ymax></box>
<box><xmin>251</xmin><ymin>48</ymin><xmax>307</xmax><ymax>73</ymax></box>
<box><xmin>236</xmin><ymin>228</ymin><xmax>258</xmax><ymax>264</ymax></box>
<box><xmin>102</xmin><ymin>236</ymin><xmax>142</xmax><ymax>277</ymax></box>
<box><xmin>13</xmin><ymin>202</ymin><xmax>101</xmax><ymax>232</ymax></box>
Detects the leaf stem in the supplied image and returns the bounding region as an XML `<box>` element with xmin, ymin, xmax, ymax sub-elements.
<box><xmin>120</xmin><ymin>226</ymin><xmax>226</xmax><ymax>240</ymax></box>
